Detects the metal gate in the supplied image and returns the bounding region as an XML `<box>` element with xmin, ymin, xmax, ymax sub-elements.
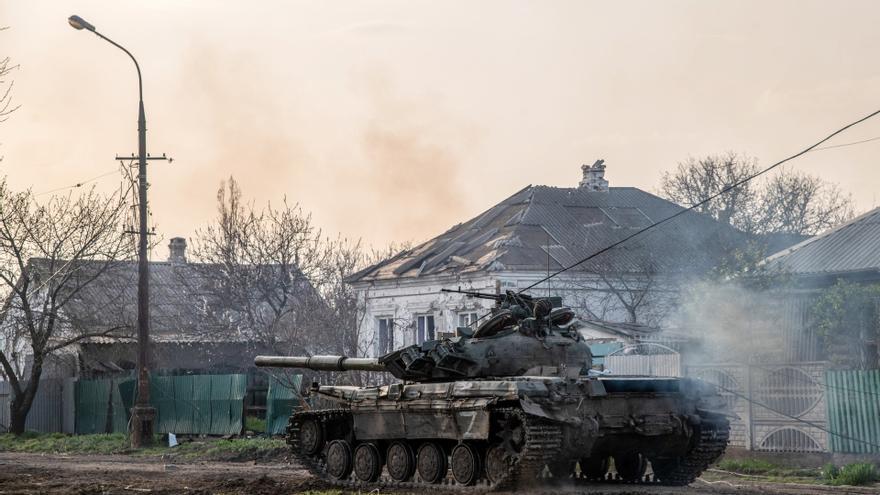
<box><xmin>605</xmin><ymin>344</ymin><xmax>681</xmax><ymax>377</ymax></box>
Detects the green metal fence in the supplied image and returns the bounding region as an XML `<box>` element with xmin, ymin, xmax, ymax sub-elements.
<box><xmin>825</xmin><ymin>369</ymin><xmax>880</xmax><ymax>453</ymax></box>
<box><xmin>150</xmin><ymin>374</ymin><xmax>247</xmax><ymax>435</ymax></box>
<box><xmin>75</xmin><ymin>379</ymin><xmax>113</xmax><ymax>434</ymax></box>
<box><xmin>265</xmin><ymin>374</ymin><xmax>302</xmax><ymax>435</ymax></box>
<box><xmin>75</xmin><ymin>374</ymin><xmax>247</xmax><ymax>436</ymax></box>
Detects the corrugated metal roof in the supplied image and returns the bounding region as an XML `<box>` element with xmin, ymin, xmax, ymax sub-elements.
<box><xmin>349</xmin><ymin>185</ymin><xmax>749</xmax><ymax>282</ymax></box>
<box><xmin>20</xmin><ymin>258</ymin><xmax>317</xmax><ymax>341</ymax></box>
<box><xmin>763</xmin><ymin>207</ymin><xmax>880</xmax><ymax>275</ymax></box>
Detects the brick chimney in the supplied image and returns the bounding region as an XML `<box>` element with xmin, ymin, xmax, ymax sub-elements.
<box><xmin>168</xmin><ymin>237</ymin><xmax>187</xmax><ymax>264</ymax></box>
<box><xmin>579</xmin><ymin>159</ymin><xmax>609</xmax><ymax>191</ymax></box>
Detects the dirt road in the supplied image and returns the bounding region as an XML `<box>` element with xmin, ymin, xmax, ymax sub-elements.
<box><xmin>0</xmin><ymin>452</ymin><xmax>877</xmax><ymax>495</ymax></box>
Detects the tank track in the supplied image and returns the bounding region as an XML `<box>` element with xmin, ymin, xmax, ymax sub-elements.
<box><xmin>286</xmin><ymin>408</ymin><xmax>730</xmax><ymax>491</ymax></box>
<box><xmin>285</xmin><ymin>407</ymin><xmax>561</xmax><ymax>493</ymax></box>
<box><xmin>645</xmin><ymin>413</ymin><xmax>730</xmax><ymax>486</ymax></box>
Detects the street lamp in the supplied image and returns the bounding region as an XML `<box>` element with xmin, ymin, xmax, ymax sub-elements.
<box><xmin>68</xmin><ymin>14</ymin><xmax>155</xmax><ymax>448</ymax></box>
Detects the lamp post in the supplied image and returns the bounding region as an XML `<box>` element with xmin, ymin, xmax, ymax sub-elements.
<box><xmin>68</xmin><ymin>14</ymin><xmax>155</xmax><ymax>447</ymax></box>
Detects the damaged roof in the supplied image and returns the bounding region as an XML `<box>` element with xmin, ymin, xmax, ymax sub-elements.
<box><xmin>349</xmin><ymin>185</ymin><xmax>749</xmax><ymax>282</ymax></box>
<box><xmin>763</xmin><ymin>206</ymin><xmax>880</xmax><ymax>275</ymax></box>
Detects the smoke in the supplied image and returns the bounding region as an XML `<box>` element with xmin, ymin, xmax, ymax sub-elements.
<box><xmin>352</xmin><ymin>68</ymin><xmax>476</xmax><ymax>243</ymax></box>
<box><xmin>167</xmin><ymin>41</ymin><xmax>310</xmax><ymax>228</ymax></box>
<box><xmin>676</xmin><ymin>279</ymin><xmax>790</xmax><ymax>363</ymax></box>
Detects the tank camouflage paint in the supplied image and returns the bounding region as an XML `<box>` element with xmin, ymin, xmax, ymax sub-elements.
<box><xmin>255</xmin><ymin>290</ymin><xmax>730</xmax><ymax>490</ymax></box>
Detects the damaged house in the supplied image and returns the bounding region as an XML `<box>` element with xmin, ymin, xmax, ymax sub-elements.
<box><xmin>347</xmin><ymin>161</ymin><xmax>749</xmax><ymax>358</ymax></box>
<box><xmin>0</xmin><ymin>237</ymin><xmax>321</xmax><ymax>379</ymax></box>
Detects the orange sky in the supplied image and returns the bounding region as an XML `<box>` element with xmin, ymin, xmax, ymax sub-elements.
<box><xmin>2</xmin><ymin>1</ymin><xmax>879</xmax><ymax>255</ymax></box>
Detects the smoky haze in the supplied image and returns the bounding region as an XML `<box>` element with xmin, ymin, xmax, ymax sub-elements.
<box><xmin>2</xmin><ymin>1</ymin><xmax>880</xmax><ymax>250</ymax></box>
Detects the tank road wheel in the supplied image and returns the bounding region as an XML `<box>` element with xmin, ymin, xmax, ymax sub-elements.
<box><xmin>386</xmin><ymin>441</ymin><xmax>416</xmax><ymax>482</ymax></box>
<box><xmin>451</xmin><ymin>443</ymin><xmax>481</xmax><ymax>486</ymax></box>
<box><xmin>485</xmin><ymin>445</ymin><xmax>511</xmax><ymax>485</ymax></box>
<box><xmin>325</xmin><ymin>440</ymin><xmax>353</xmax><ymax>480</ymax></box>
<box><xmin>579</xmin><ymin>456</ymin><xmax>609</xmax><ymax>480</ymax></box>
<box><xmin>298</xmin><ymin>418</ymin><xmax>324</xmax><ymax>455</ymax></box>
<box><xmin>614</xmin><ymin>452</ymin><xmax>647</xmax><ymax>482</ymax></box>
<box><xmin>417</xmin><ymin>442</ymin><xmax>448</xmax><ymax>484</ymax></box>
<box><xmin>353</xmin><ymin>443</ymin><xmax>383</xmax><ymax>482</ymax></box>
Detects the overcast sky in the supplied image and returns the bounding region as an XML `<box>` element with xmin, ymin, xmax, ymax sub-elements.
<box><xmin>2</xmin><ymin>1</ymin><xmax>879</xmax><ymax>254</ymax></box>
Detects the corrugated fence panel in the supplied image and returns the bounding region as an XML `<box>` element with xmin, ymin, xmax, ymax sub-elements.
<box><xmin>208</xmin><ymin>374</ymin><xmax>247</xmax><ymax>435</ymax></box>
<box><xmin>0</xmin><ymin>381</ymin><xmax>10</xmax><ymax>432</ymax></box>
<box><xmin>68</xmin><ymin>374</ymin><xmax>248</xmax><ymax>436</ymax></box>
<box><xmin>189</xmin><ymin>376</ymin><xmax>212</xmax><ymax>435</ymax></box>
<box><xmin>825</xmin><ymin>369</ymin><xmax>880</xmax><ymax>453</ymax></box>
<box><xmin>151</xmin><ymin>375</ymin><xmax>178</xmax><ymax>434</ymax></box>
<box><xmin>76</xmin><ymin>379</ymin><xmax>111</xmax><ymax>434</ymax></box>
<box><xmin>26</xmin><ymin>379</ymin><xmax>63</xmax><ymax>433</ymax></box>
<box><xmin>63</xmin><ymin>378</ymin><xmax>77</xmax><ymax>434</ymax></box>
<box><xmin>0</xmin><ymin>380</ymin><xmax>65</xmax><ymax>433</ymax></box>
<box><xmin>209</xmin><ymin>375</ymin><xmax>230</xmax><ymax>435</ymax></box>
<box><xmin>111</xmin><ymin>378</ymin><xmax>135</xmax><ymax>434</ymax></box>
<box><xmin>266</xmin><ymin>375</ymin><xmax>301</xmax><ymax>435</ymax></box>
<box><xmin>227</xmin><ymin>374</ymin><xmax>247</xmax><ymax>435</ymax></box>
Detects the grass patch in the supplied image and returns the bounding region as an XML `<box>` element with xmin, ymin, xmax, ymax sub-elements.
<box><xmin>0</xmin><ymin>432</ymin><xmax>129</xmax><ymax>455</ymax></box>
<box><xmin>824</xmin><ymin>462</ymin><xmax>879</xmax><ymax>486</ymax></box>
<box><xmin>717</xmin><ymin>458</ymin><xmax>778</xmax><ymax>475</ymax></box>
<box><xmin>0</xmin><ymin>432</ymin><xmax>287</xmax><ymax>461</ymax></box>
<box><xmin>712</xmin><ymin>457</ymin><xmax>821</xmax><ymax>483</ymax></box>
<box><xmin>713</xmin><ymin>457</ymin><xmax>879</xmax><ymax>486</ymax></box>
<box><xmin>245</xmin><ymin>416</ymin><xmax>266</xmax><ymax>432</ymax></box>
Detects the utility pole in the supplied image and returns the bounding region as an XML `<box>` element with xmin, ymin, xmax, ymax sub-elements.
<box><xmin>69</xmin><ymin>14</ymin><xmax>168</xmax><ymax>447</ymax></box>
<box><xmin>117</xmin><ymin>148</ymin><xmax>167</xmax><ymax>447</ymax></box>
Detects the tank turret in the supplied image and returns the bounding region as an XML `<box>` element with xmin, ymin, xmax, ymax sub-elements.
<box><xmin>255</xmin><ymin>289</ymin><xmax>592</xmax><ymax>381</ymax></box>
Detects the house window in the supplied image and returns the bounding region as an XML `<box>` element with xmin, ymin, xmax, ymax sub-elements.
<box><xmin>377</xmin><ymin>317</ymin><xmax>394</xmax><ymax>354</ymax></box>
<box><xmin>458</xmin><ymin>312</ymin><xmax>479</xmax><ymax>327</ymax></box>
<box><xmin>416</xmin><ymin>315</ymin><xmax>435</xmax><ymax>345</ymax></box>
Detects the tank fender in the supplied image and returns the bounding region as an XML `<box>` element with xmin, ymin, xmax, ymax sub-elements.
<box><xmin>519</xmin><ymin>395</ymin><xmax>582</xmax><ymax>425</ymax></box>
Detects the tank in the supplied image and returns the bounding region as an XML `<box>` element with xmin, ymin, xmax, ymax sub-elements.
<box><xmin>255</xmin><ymin>290</ymin><xmax>730</xmax><ymax>490</ymax></box>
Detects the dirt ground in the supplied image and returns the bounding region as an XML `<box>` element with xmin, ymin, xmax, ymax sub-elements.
<box><xmin>0</xmin><ymin>452</ymin><xmax>878</xmax><ymax>495</ymax></box>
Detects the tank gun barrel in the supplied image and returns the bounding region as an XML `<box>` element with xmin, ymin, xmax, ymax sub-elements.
<box><xmin>254</xmin><ymin>355</ymin><xmax>385</xmax><ymax>372</ymax></box>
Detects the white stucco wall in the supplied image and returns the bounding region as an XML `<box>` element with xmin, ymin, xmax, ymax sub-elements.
<box><xmin>351</xmin><ymin>270</ymin><xmax>682</xmax><ymax>357</ymax></box>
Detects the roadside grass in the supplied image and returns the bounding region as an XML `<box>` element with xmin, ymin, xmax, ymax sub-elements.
<box><xmin>0</xmin><ymin>432</ymin><xmax>130</xmax><ymax>455</ymax></box>
<box><xmin>713</xmin><ymin>457</ymin><xmax>879</xmax><ymax>486</ymax></box>
<box><xmin>823</xmin><ymin>462</ymin><xmax>879</xmax><ymax>486</ymax></box>
<box><xmin>0</xmin><ymin>432</ymin><xmax>287</xmax><ymax>461</ymax></box>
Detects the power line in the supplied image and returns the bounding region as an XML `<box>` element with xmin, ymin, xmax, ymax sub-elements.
<box><xmin>748</xmin><ymin>362</ymin><xmax>880</xmax><ymax>400</ymax></box>
<box><xmin>519</xmin><ymin>108</ymin><xmax>880</xmax><ymax>294</ymax></box>
<box><xmin>706</xmin><ymin>379</ymin><xmax>880</xmax><ymax>451</ymax></box>
<box><xmin>34</xmin><ymin>170</ymin><xmax>120</xmax><ymax>196</ymax></box>
<box><xmin>811</xmin><ymin>135</ymin><xmax>880</xmax><ymax>152</ymax></box>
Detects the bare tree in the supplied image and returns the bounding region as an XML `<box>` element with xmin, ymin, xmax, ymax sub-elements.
<box><xmin>595</xmin><ymin>266</ymin><xmax>662</xmax><ymax>325</ymax></box>
<box><xmin>192</xmin><ymin>177</ymin><xmax>330</xmax><ymax>354</ymax></box>
<box><xmin>759</xmin><ymin>170</ymin><xmax>854</xmax><ymax>235</ymax></box>
<box><xmin>557</xmin><ymin>260</ymin><xmax>675</xmax><ymax>327</ymax></box>
<box><xmin>660</xmin><ymin>152</ymin><xmax>854</xmax><ymax>236</ymax></box>
<box><xmin>0</xmin><ymin>182</ymin><xmax>130</xmax><ymax>434</ymax></box>
<box><xmin>1</xmin><ymin>26</ymin><xmax>21</xmax><ymax>162</ymax></box>
<box><xmin>661</xmin><ymin>152</ymin><xmax>759</xmax><ymax>230</ymax></box>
